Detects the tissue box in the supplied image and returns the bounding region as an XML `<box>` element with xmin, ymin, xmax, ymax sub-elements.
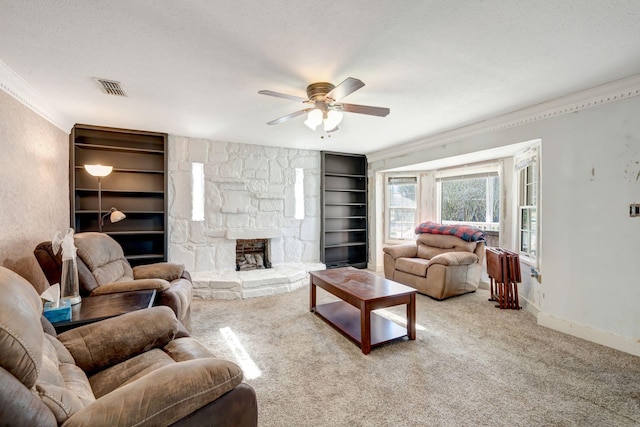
<box><xmin>43</xmin><ymin>299</ymin><xmax>72</xmax><ymax>323</ymax></box>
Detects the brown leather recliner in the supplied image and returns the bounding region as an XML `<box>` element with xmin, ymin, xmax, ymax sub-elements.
<box><xmin>34</xmin><ymin>232</ymin><xmax>192</xmax><ymax>322</ymax></box>
<box><xmin>383</xmin><ymin>233</ymin><xmax>485</xmax><ymax>300</ymax></box>
<box><xmin>0</xmin><ymin>266</ymin><xmax>257</xmax><ymax>426</ymax></box>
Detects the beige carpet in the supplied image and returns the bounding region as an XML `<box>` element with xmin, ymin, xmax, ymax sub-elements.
<box><xmin>190</xmin><ymin>285</ymin><xmax>640</xmax><ymax>427</ymax></box>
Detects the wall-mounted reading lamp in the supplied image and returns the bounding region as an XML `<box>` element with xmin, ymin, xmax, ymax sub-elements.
<box><xmin>84</xmin><ymin>164</ymin><xmax>126</xmax><ymax>232</ymax></box>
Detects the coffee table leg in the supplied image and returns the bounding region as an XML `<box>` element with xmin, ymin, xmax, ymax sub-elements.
<box><xmin>310</xmin><ymin>278</ymin><xmax>316</xmax><ymax>312</ymax></box>
<box><xmin>361</xmin><ymin>302</ymin><xmax>371</xmax><ymax>354</ymax></box>
<box><xmin>407</xmin><ymin>293</ymin><xmax>416</xmax><ymax>340</ymax></box>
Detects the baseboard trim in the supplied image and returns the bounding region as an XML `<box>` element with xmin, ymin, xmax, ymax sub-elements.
<box><xmin>537</xmin><ymin>312</ymin><xmax>639</xmax><ymax>357</ymax></box>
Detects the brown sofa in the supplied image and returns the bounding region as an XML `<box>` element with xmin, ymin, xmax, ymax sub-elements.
<box><xmin>383</xmin><ymin>233</ymin><xmax>485</xmax><ymax>300</ymax></box>
<box><xmin>34</xmin><ymin>232</ymin><xmax>192</xmax><ymax>323</ymax></box>
<box><xmin>0</xmin><ymin>266</ymin><xmax>257</xmax><ymax>426</ymax></box>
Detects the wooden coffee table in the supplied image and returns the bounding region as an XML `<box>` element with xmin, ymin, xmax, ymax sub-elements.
<box><xmin>310</xmin><ymin>267</ymin><xmax>416</xmax><ymax>354</ymax></box>
<box><xmin>52</xmin><ymin>289</ymin><xmax>156</xmax><ymax>333</ymax></box>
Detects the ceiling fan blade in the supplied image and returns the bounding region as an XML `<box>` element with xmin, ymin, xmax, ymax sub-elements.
<box><xmin>339</xmin><ymin>103</ymin><xmax>390</xmax><ymax>117</ymax></box>
<box><xmin>266</xmin><ymin>109</ymin><xmax>311</xmax><ymax>125</ymax></box>
<box><xmin>258</xmin><ymin>90</ymin><xmax>308</xmax><ymax>103</ymax></box>
<box><xmin>325</xmin><ymin>77</ymin><xmax>365</xmax><ymax>102</ymax></box>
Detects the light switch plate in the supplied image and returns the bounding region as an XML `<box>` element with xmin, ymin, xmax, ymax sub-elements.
<box><xmin>630</xmin><ymin>204</ymin><xmax>640</xmax><ymax>217</ymax></box>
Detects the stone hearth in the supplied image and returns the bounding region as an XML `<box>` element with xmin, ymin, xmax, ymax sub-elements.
<box><xmin>192</xmin><ymin>262</ymin><xmax>325</xmax><ymax>300</ymax></box>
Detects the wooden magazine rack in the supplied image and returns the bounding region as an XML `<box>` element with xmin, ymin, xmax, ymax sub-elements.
<box><xmin>485</xmin><ymin>247</ymin><xmax>522</xmax><ymax>310</ymax></box>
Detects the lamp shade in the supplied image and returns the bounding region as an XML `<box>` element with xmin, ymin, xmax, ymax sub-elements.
<box><xmin>85</xmin><ymin>164</ymin><xmax>113</xmax><ymax>177</ymax></box>
<box><xmin>109</xmin><ymin>209</ymin><xmax>126</xmax><ymax>223</ymax></box>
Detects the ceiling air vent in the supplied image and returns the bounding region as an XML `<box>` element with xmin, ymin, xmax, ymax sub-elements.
<box><xmin>93</xmin><ymin>78</ymin><xmax>127</xmax><ymax>96</ymax></box>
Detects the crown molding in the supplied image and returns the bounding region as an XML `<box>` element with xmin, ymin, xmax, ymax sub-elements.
<box><xmin>367</xmin><ymin>74</ymin><xmax>640</xmax><ymax>163</ymax></box>
<box><xmin>0</xmin><ymin>60</ymin><xmax>72</xmax><ymax>132</ymax></box>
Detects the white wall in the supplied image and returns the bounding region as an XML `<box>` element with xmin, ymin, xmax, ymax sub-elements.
<box><xmin>0</xmin><ymin>90</ymin><xmax>69</xmax><ymax>293</ymax></box>
<box><xmin>539</xmin><ymin>97</ymin><xmax>640</xmax><ymax>353</ymax></box>
<box><xmin>369</xmin><ymin>95</ymin><xmax>640</xmax><ymax>356</ymax></box>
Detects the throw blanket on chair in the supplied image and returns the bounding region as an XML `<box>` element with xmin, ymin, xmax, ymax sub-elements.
<box><xmin>415</xmin><ymin>221</ymin><xmax>486</xmax><ymax>242</ymax></box>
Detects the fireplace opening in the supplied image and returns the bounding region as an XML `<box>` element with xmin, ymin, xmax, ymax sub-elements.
<box><xmin>236</xmin><ymin>239</ymin><xmax>271</xmax><ymax>271</ymax></box>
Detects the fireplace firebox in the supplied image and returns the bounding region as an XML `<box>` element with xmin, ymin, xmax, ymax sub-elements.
<box><xmin>236</xmin><ymin>239</ymin><xmax>271</xmax><ymax>271</ymax></box>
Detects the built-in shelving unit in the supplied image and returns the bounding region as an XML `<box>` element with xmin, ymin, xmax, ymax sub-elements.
<box><xmin>321</xmin><ymin>151</ymin><xmax>368</xmax><ymax>269</ymax></box>
<box><xmin>70</xmin><ymin>124</ymin><xmax>168</xmax><ymax>266</ymax></box>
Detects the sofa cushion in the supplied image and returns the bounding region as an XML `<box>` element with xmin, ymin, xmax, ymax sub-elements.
<box><xmin>75</xmin><ymin>232</ymin><xmax>134</xmax><ymax>284</ymax></box>
<box><xmin>417</xmin><ymin>233</ymin><xmax>477</xmax><ymax>259</ymax></box>
<box><xmin>429</xmin><ymin>252</ymin><xmax>479</xmax><ymax>266</ymax></box>
<box><xmin>36</xmin><ymin>321</ymin><xmax>95</xmax><ymax>423</ymax></box>
<box><xmin>395</xmin><ymin>257</ymin><xmax>431</xmax><ymax>277</ymax></box>
<box><xmin>34</xmin><ymin>381</ymin><xmax>86</xmax><ymax>424</ymax></box>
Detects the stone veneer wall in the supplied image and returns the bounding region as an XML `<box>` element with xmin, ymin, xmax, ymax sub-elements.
<box><xmin>167</xmin><ymin>136</ymin><xmax>321</xmax><ymax>272</ymax></box>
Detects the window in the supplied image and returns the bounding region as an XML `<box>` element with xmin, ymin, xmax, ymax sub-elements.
<box><xmin>191</xmin><ymin>162</ymin><xmax>204</xmax><ymax>221</ymax></box>
<box><xmin>294</xmin><ymin>168</ymin><xmax>304</xmax><ymax>220</ymax></box>
<box><xmin>437</xmin><ymin>171</ymin><xmax>500</xmax><ymax>231</ymax></box>
<box><xmin>386</xmin><ymin>176</ymin><xmax>418</xmax><ymax>240</ymax></box>
<box><xmin>518</xmin><ymin>159</ymin><xmax>538</xmax><ymax>260</ymax></box>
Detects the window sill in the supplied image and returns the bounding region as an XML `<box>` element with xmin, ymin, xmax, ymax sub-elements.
<box><xmin>519</xmin><ymin>254</ymin><xmax>538</xmax><ymax>268</ymax></box>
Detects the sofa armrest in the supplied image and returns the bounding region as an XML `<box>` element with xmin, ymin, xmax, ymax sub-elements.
<box><xmin>382</xmin><ymin>244</ymin><xmax>418</xmax><ymax>260</ymax></box>
<box><xmin>428</xmin><ymin>252</ymin><xmax>479</xmax><ymax>266</ymax></box>
<box><xmin>57</xmin><ymin>306</ymin><xmax>178</xmax><ymax>375</ymax></box>
<box><xmin>64</xmin><ymin>359</ymin><xmax>243</xmax><ymax>427</ymax></box>
<box><xmin>163</xmin><ymin>337</ymin><xmax>218</xmax><ymax>361</ymax></box>
<box><xmin>133</xmin><ymin>262</ymin><xmax>185</xmax><ymax>282</ymax></box>
<box><xmin>170</xmin><ymin>383</ymin><xmax>258</xmax><ymax>427</ymax></box>
<box><xmin>89</xmin><ymin>278</ymin><xmax>170</xmax><ymax>296</ymax></box>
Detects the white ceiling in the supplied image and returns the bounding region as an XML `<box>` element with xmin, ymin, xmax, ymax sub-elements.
<box><xmin>1</xmin><ymin>1</ymin><xmax>639</xmax><ymax>155</ymax></box>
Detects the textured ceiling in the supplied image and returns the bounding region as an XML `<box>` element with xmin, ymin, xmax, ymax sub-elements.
<box><xmin>1</xmin><ymin>1</ymin><xmax>639</xmax><ymax>154</ymax></box>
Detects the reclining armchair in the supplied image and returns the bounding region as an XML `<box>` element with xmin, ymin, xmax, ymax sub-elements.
<box><xmin>0</xmin><ymin>266</ymin><xmax>257</xmax><ymax>426</ymax></box>
<box><xmin>383</xmin><ymin>232</ymin><xmax>485</xmax><ymax>300</ymax></box>
<box><xmin>34</xmin><ymin>232</ymin><xmax>192</xmax><ymax>322</ymax></box>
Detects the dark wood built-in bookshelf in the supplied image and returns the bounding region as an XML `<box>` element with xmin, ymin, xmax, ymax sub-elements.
<box><xmin>321</xmin><ymin>152</ymin><xmax>368</xmax><ymax>269</ymax></box>
<box><xmin>69</xmin><ymin>124</ymin><xmax>168</xmax><ymax>266</ymax></box>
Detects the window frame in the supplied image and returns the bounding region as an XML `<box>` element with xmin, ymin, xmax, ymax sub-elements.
<box><xmin>515</xmin><ymin>151</ymin><xmax>539</xmax><ymax>265</ymax></box>
<box><xmin>434</xmin><ymin>163</ymin><xmax>501</xmax><ymax>232</ymax></box>
<box><xmin>384</xmin><ymin>174</ymin><xmax>419</xmax><ymax>244</ymax></box>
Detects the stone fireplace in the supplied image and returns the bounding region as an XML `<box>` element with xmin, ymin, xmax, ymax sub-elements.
<box><xmin>236</xmin><ymin>238</ymin><xmax>271</xmax><ymax>271</ymax></box>
<box><xmin>167</xmin><ymin>137</ymin><xmax>324</xmax><ymax>282</ymax></box>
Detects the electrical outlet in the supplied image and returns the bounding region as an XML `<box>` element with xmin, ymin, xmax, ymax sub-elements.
<box><xmin>630</xmin><ymin>204</ymin><xmax>640</xmax><ymax>217</ymax></box>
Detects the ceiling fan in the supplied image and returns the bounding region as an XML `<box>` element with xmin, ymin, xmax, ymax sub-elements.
<box><xmin>258</xmin><ymin>77</ymin><xmax>390</xmax><ymax>132</ymax></box>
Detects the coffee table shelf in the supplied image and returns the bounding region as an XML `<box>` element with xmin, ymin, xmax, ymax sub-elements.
<box><xmin>314</xmin><ymin>301</ymin><xmax>409</xmax><ymax>347</ymax></box>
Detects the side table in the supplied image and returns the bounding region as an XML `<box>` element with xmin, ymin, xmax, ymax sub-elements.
<box><xmin>52</xmin><ymin>289</ymin><xmax>156</xmax><ymax>334</ymax></box>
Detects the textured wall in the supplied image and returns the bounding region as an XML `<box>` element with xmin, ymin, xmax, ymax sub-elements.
<box><xmin>0</xmin><ymin>90</ymin><xmax>69</xmax><ymax>293</ymax></box>
<box><xmin>168</xmin><ymin>136</ymin><xmax>321</xmax><ymax>272</ymax></box>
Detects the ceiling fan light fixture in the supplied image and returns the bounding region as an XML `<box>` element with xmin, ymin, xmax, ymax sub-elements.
<box><xmin>324</xmin><ymin>110</ymin><xmax>343</xmax><ymax>132</ymax></box>
<box><xmin>304</xmin><ymin>108</ymin><xmax>323</xmax><ymax>130</ymax></box>
<box><xmin>259</xmin><ymin>77</ymin><xmax>389</xmax><ymax>131</ymax></box>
